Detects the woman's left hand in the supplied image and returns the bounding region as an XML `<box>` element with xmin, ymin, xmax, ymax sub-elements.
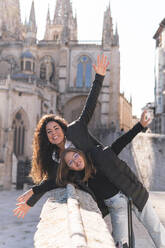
<box><xmin>140</xmin><ymin>110</ymin><xmax>152</xmax><ymax>127</ymax></box>
<box><xmin>13</xmin><ymin>202</ymin><xmax>31</xmax><ymax>219</ymax></box>
<box><xmin>93</xmin><ymin>54</ymin><xmax>110</xmax><ymax>76</ymax></box>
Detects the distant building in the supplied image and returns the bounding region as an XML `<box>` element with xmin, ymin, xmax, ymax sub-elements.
<box><xmin>142</xmin><ymin>102</ymin><xmax>155</xmax><ymax>133</ymax></box>
<box><xmin>119</xmin><ymin>93</ymin><xmax>132</xmax><ymax>131</ymax></box>
<box><xmin>132</xmin><ymin>115</ymin><xmax>139</xmax><ymax>127</ymax></box>
<box><xmin>153</xmin><ymin>18</ymin><xmax>165</xmax><ymax>134</ymax></box>
<box><xmin>0</xmin><ymin>0</ymin><xmax>121</xmax><ymax>189</ymax></box>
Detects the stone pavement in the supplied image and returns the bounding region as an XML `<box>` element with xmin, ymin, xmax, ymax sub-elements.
<box><xmin>0</xmin><ymin>189</ymin><xmax>165</xmax><ymax>248</ymax></box>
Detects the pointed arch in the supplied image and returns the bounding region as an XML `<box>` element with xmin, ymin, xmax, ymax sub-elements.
<box><xmin>39</xmin><ymin>55</ymin><xmax>55</xmax><ymax>82</ymax></box>
<box><xmin>63</xmin><ymin>96</ymin><xmax>101</xmax><ymax>129</ymax></box>
<box><xmin>0</xmin><ymin>60</ymin><xmax>11</xmax><ymax>78</ymax></box>
<box><xmin>76</xmin><ymin>55</ymin><xmax>92</xmax><ymax>88</ymax></box>
<box><xmin>12</xmin><ymin>108</ymin><xmax>29</xmax><ymax>159</ymax></box>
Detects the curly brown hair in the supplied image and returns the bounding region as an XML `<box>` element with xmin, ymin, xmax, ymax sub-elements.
<box><xmin>56</xmin><ymin>148</ymin><xmax>96</xmax><ymax>186</ymax></box>
<box><xmin>30</xmin><ymin>114</ymin><xmax>68</xmax><ymax>183</ymax></box>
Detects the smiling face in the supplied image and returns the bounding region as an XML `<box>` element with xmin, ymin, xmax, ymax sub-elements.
<box><xmin>64</xmin><ymin>151</ymin><xmax>85</xmax><ymax>171</ymax></box>
<box><xmin>46</xmin><ymin>121</ymin><xmax>65</xmax><ymax>148</ymax></box>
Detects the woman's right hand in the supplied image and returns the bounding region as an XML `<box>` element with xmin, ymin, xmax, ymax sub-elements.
<box><xmin>13</xmin><ymin>202</ymin><xmax>31</xmax><ymax>219</ymax></box>
<box><xmin>17</xmin><ymin>188</ymin><xmax>34</xmax><ymax>203</ymax></box>
<box><xmin>93</xmin><ymin>54</ymin><xmax>109</xmax><ymax>76</ymax></box>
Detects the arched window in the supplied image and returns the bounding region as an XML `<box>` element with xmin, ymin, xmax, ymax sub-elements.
<box><xmin>76</xmin><ymin>56</ymin><xmax>92</xmax><ymax>88</ymax></box>
<box><xmin>20</xmin><ymin>51</ymin><xmax>35</xmax><ymax>73</ymax></box>
<box><xmin>40</xmin><ymin>56</ymin><xmax>55</xmax><ymax>82</ymax></box>
<box><xmin>54</xmin><ymin>34</ymin><xmax>59</xmax><ymax>41</ymax></box>
<box><xmin>0</xmin><ymin>61</ymin><xmax>11</xmax><ymax>79</ymax></box>
<box><xmin>33</xmin><ymin>62</ymin><xmax>35</xmax><ymax>72</ymax></box>
<box><xmin>40</xmin><ymin>63</ymin><xmax>46</xmax><ymax>80</ymax></box>
<box><xmin>21</xmin><ymin>60</ymin><xmax>24</xmax><ymax>71</ymax></box>
<box><xmin>12</xmin><ymin>112</ymin><xmax>26</xmax><ymax>158</ymax></box>
<box><xmin>25</xmin><ymin>61</ymin><xmax>31</xmax><ymax>71</ymax></box>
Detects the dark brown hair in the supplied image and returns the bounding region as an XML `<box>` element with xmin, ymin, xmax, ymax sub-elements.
<box><xmin>30</xmin><ymin>114</ymin><xmax>68</xmax><ymax>183</ymax></box>
<box><xmin>56</xmin><ymin>147</ymin><xmax>96</xmax><ymax>186</ymax></box>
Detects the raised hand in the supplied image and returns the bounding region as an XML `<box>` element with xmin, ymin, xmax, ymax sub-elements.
<box><xmin>13</xmin><ymin>202</ymin><xmax>31</xmax><ymax>218</ymax></box>
<box><xmin>17</xmin><ymin>188</ymin><xmax>33</xmax><ymax>203</ymax></box>
<box><xmin>93</xmin><ymin>54</ymin><xmax>110</xmax><ymax>76</ymax></box>
<box><xmin>140</xmin><ymin>110</ymin><xmax>152</xmax><ymax>127</ymax></box>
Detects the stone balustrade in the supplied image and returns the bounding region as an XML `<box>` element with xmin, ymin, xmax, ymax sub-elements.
<box><xmin>34</xmin><ymin>184</ymin><xmax>115</xmax><ymax>248</ymax></box>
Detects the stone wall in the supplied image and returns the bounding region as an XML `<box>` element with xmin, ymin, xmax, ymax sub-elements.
<box><xmin>104</xmin><ymin>132</ymin><xmax>165</xmax><ymax>191</ymax></box>
<box><xmin>34</xmin><ymin>184</ymin><xmax>115</xmax><ymax>248</ymax></box>
<box><xmin>0</xmin><ymin>162</ymin><xmax>5</xmax><ymax>188</ymax></box>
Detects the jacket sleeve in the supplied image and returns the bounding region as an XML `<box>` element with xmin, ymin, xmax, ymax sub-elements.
<box><xmin>32</xmin><ymin>178</ymin><xmax>58</xmax><ymax>194</ymax></box>
<box><xmin>26</xmin><ymin>178</ymin><xmax>58</xmax><ymax>207</ymax></box>
<box><xmin>78</xmin><ymin>73</ymin><xmax>104</xmax><ymax>125</ymax></box>
<box><xmin>26</xmin><ymin>191</ymin><xmax>45</xmax><ymax>207</ymax></box>
<box><xmin>111</xmin><ymin>122</ymin><xmax>145</xmax><ymax>155</ymax></box>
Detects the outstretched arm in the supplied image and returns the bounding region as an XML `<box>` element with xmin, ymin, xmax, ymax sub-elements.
<box><xmin>13</xmin><ymin>189</ymin><xmax>44</xmax><ymax>218</ymax></box>
<box><xmin>26</xmin><ymin>177</ymin><xmax>59</xmax><ymax>206</ymax></box>
<box><xmin>13</xmin><ymin>189</ymin><xmax>33</xmax><ymax>218</ymax></box>
<box><xmin>13</xmin><ymin>177</ymin><xmax>59</xmax><ymax>218</ymax></box>
<box><xmin>111</xmin><ymin>110</ymin><xmax>151</xmax><ymax>155</ymax></box>
<box><xmin>78</xmin><ymin>54</ymin><xmax>109</xmax><ymax>125</ymax></box>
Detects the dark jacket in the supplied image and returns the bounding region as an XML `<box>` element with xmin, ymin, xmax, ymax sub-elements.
<box><xmin>90</xmin><ymin>145</ymin><xmax>148</xmax><ymax>213</ymax></box>
<box><xmin>27</xmin><ymin>73</ymin><xmax>104</xmax><ymax>205</ymax></box>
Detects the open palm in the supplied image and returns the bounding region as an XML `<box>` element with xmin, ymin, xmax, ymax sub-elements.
<box><xmin>93</xmin><ymin>54</ymin><xmax>109</xmax><ymax>76</ymax></box>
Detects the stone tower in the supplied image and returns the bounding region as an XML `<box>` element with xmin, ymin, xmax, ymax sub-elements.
<box><xmin>102</xmin><ymin>3</ymin><xmax>120</xmax><ymax>128</ymax></box>
<box><xmin>153</xmin><ymin>18</ymin><xmax>165</xmax><ymax>134</ymax></box>
<box><xmin>24</xmin><ymin>0</ymin><xmax>37</xmax><ymax>44</ymax></box>
<box><xmin>0</xmin><ymin>0</ymin><xmax>22</xmax><ymax>40</ymax></box>
<box><xmin>44</xmin><ymin>0</ymin><xmax>77</xmax><ymax>43</ymax></box>
<box><xmin>102</xmin><ymin>3</ymin><xmax>113</xmax><ymax>48</ymax></box>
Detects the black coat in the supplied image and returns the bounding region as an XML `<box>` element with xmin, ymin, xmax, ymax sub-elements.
<box><xmin>27</xmin><ymin>73</ymin><xmax>104</xmax><ymax>205</ymax></box>
<box><xmin>90</xmin><ymin>145</ymin><xmax>148</xmax><ymax>213</ymax></box>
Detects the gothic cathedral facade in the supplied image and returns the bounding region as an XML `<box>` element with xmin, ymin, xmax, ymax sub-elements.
<box><xmin>0</xmin><ymin>0</ymin><xmax>120</xmax><ymax>189</ymax></box>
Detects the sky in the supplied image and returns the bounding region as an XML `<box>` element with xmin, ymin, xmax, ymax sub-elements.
<box><xmin>19</xmin><ymin>0</ymin><xmax>165</xmax><ymax>117</ymax></box>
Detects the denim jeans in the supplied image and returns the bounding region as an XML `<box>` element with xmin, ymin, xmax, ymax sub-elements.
<box><xmin>104</xmin><ymin>192</ymin><xmax>130</xmax><ymax>247</ymax></box>
<box><xmin>104</xmin><ymin>192</ymin><xmax>165</xmax><ymax>248</ymax></box>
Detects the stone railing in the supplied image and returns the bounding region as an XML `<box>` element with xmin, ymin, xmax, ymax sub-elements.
<box><xmin>34</xmin><ymin>184</ymin><xmax>115</xmax><ymax>248</ymax></box>
<box><xmin>0</xmin><ymin>79</ymin><xmax>7</xmax><ymax>86</ymax></box>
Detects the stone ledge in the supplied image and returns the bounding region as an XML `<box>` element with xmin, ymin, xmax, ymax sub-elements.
<box><xmin>34</xmin><ymin>184</ymin><xmax>115</xmax><ymax>248</ymax></box>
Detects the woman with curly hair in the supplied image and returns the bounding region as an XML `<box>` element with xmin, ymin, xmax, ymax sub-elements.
<box><xmin>30</xmin><ymin>115</ymin><xmax>68</xmax><ymax>184</ymax></box>
<box><xmin>14</xmin><ymin>54</ymin><xmax>109</xmax><ymax>215</ymax></box>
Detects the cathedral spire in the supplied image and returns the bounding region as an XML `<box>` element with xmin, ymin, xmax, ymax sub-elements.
<box><xmin>46</xmin><ymin>5</ymin><xmax>51</xmax><ymax>25</ymax></box>
<box><xmin>0</xmin><ymin>0</ymin><xmax>22</xmax><ymax>40</ymax></box>
<box><xmin>29</xmin><ymin>1</ymin><xmax>37</xmax><ymax>29</ymax></box>
<box><xmin>44</xmin><ymin>5</ymin><xmax>51</xmax><ymax>40</ymax></box>
<box><xmin>24</xmin><ymin>0</ymin><xmax>37</xmax><ymax>43</ymax></box>
<box><xmin>102</xmin><ymin>2</ymin><xmax>113</xmax><ymax>48</ymax></box>
<box><xmin>53</xmin><ymin>0</ymin><xmax>70</xmax><ymax>25</ymax></box>
<box><xmin>113</xmin><ymin>23</ymin><xmax>119</xmax><ymax>46</ymax></box>
<box><xmin>44</xmin><ymin>0</ymin><xmax>77</xmax><ymax>43</ymax></box>
<box><xmin>108</xmin><ymin>1</ymin><xmax>111</xmax><ymax>14</ymax></box>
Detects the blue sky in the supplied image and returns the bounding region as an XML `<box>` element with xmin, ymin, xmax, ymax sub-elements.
<box><xmin>20</xmin><ymin>0</ymin><xmax>165</xmax><ymax>117</ymax></box>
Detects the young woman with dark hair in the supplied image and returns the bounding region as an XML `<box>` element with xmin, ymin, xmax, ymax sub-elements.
<box><xmin>13</xmin><ymin>54</ymin><xmax>109</xmax><ymax>215</ymax></box>
<box><xmin>30</xmin><ymin>115</ymin><xmax>68</xmax><ymax>184</ymax></box>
